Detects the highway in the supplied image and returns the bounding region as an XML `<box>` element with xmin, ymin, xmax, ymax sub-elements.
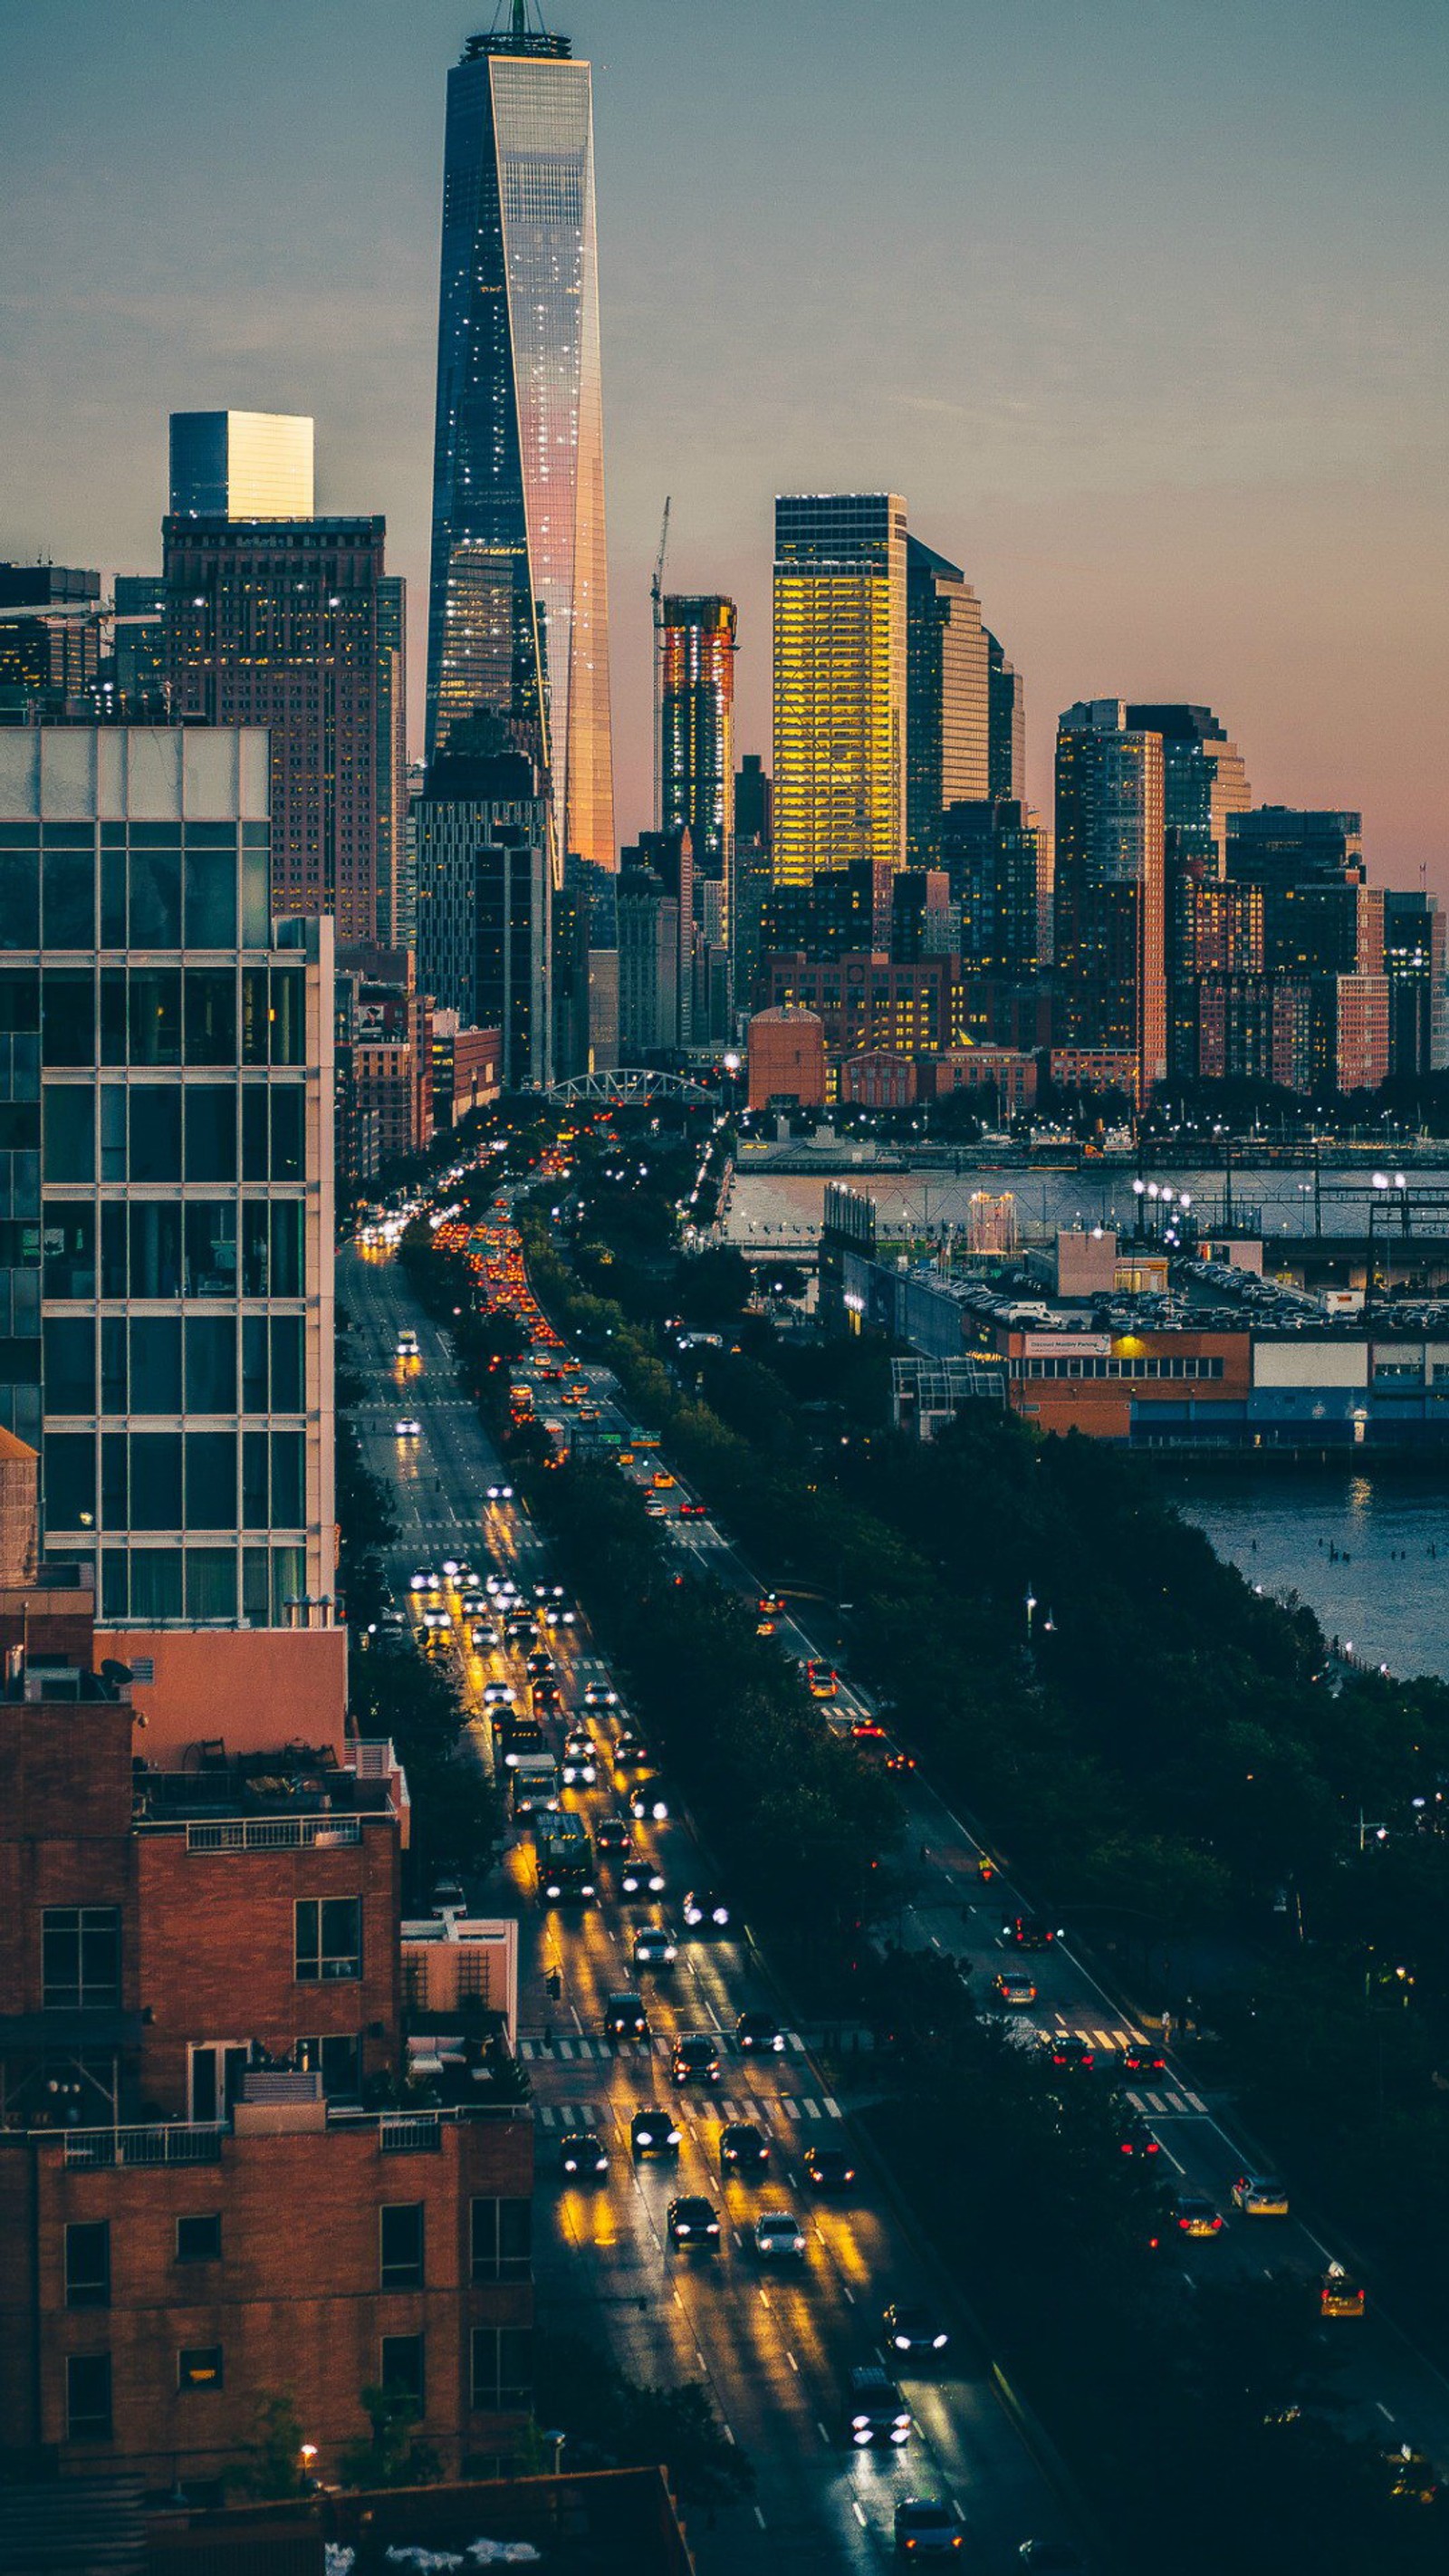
<box><xmin>341</xmin><ymin>1240</ymin><xmax>1086</xmax><ymax>2575</ymax></box>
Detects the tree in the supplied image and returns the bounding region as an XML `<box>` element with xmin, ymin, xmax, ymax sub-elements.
<box><xmin>232</xmin><ymin>2389</ymin><xmax>312</xmax><ymax>2497</ymax></box>
<box><xmin>338</xmin><ymin>2384</ymin><xmax>442</xmax><ymax>2491</ymax></box>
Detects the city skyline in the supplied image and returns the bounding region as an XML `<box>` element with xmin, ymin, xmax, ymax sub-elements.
<box><xmin>1</xmin><ymin>0</ymin><xmax>1445</xmax><ymax>883</ymax></box>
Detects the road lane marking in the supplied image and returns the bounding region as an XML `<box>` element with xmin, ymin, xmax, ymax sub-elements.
<box><xmin>786</xmin><ymin>2350</ymin><xmax>799</xmax><ymax>2373</ymax></box>
<box><xmin>1378</xmin><ymin>2403</ymin><xmax>1395</xmax><ymax>2422</ymax></box>
<box><xmin>753</xmin><ymin>2506</ymin><xmax>767</xmax><ymax>2529</ymax></box>
<box><xmin>951</xmin><ymin>2500</ymin><xmax>966</xmax><ymax>2522</ymax></box>
<box><xmin>816</xmin><ymin>2422</ymin><xmax>830</xmax><ymax>2446</ymax></box>
<box><xmin>851</xmin><ymin>2502</ymin><xmax>867</xmax><ymax>2527</ymax></box>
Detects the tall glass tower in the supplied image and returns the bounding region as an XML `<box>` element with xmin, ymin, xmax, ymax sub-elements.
<box><xmin>772</xmin><ymin>494</ymin><xmax>907</xmax><ymax>888</ymax></box>
<box><xmin>427</xmin><ymin>9</ymin><xmax>615</xmax><ymax>876</ymax></box>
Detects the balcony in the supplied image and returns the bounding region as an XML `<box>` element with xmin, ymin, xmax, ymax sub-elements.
<box><xmin>185</xmin><ymin>1815</ymin><xmax>362</xmax><ymax>1853</ymax></box>
<box><xmin>63</xmin><ymin>2123</ymin><xmax>225</xmax><ymax>2168</ymax></box>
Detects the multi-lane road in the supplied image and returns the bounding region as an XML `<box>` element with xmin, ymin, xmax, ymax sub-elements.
<box><xmin>343</xmin><ymin>1224</ymin><xmax>1449</xmax><ymax>2568</ymax></box>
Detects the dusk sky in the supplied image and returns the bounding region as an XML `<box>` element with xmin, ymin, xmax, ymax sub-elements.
<box><xmin>4</xmin><ymin>0</ymin><xmax>1445</xmax><ymax>878</ymax></box>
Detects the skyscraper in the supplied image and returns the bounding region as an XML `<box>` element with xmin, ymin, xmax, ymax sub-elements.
<box><xmin>1125</xmin><ymin>703</ymin><xmax>1250</xmax><ymax>1076</ymax></box>
<box><xmin>659</xmin><ymin>595</ymin><xmax>736</xmax><ymax>876</ymax></box>
<box><xmin>772</xmin><ymin>493</ymin><xmax>907</xmax><ymax>887</ymax></box>
<box><xmin>1054</xmin><ymin>700</ymin><xmax>1166</xmax><ymax>1103</ymax></box>
<box><xmin>905</xmin><ymin>537</ymin><xmax>989</xmax><ymax>866</ymax></box>
<box><xmin>415</xmin><ymin>731</ymin><xmax>553</xmax><ymax>1091</ymax></box>
<box><xmin>376</xmin><ymin>573</ymin><xmax>408</xmax><ymax>947</ymax></box>
<box><xmin>0</xmin><ymin>566</ymin><xmax>100</xmax><ymax>709</ymax></box>
<box><xmin>168</xmin><ymin>412</ymin><xmax>315</xmax><ymax>518</ymax></box>
<box><xmin>986</xmin><ymin>630</ymin><xmax>1025</xmax><ymax>803</ymax></box>
<box><xmin>163</xmin><ymin>514</ymin><xmax>394</xmax><ymax>942</ymax></box>
<box><xmin>427</xmin><ymin>13</ymin><xmax>615</xmax><ymax>876</ymax></box>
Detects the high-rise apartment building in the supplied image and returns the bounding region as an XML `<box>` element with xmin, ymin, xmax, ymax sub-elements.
<box><xmin>0</xmin><ymin>726</ymin><xmax>335</xmax><ymax>1629</ymax></box>
<box><xmin>905</xmin><ymin>537</ymin><xmax>989</xmax><ymax>867</ymax></box>
<box><xmin>772</xmin><ymin>494</ymin><xmax>907</xmax><ymax>887</ymax></box>
<box><xmin>163</xmin><ymin>514</ymin><xmax>393</xmax><ymax>942</ymax></box>
<box><xmin>660</xmin><ymin>594</ymin><xmax>735</xmax><ymax>877</ymax></box>
<box><xmin>1054</xmin><ymin>700</ymin><xmax>1166</xmax><ymax>1104</ymax></box>
<box><xmin>427</xmin><ymin>17</ymin><xmax>614</xmax><ymax>875</ymax></box>
<box><xmin>620</xmin><ymin>829</ymin><xmax>694</xmax><ymax>1051</ymax></box>
<box><xmin>1125</xmin><ymin>703</ymin><xmax>1250</xmax><ymax>1075</ymax></box>
<box><xmin>415</xmin><ymin>735</ymin><xmax>553</xmax><ymax>1091</ymax></box>
<box><xmin>986</xmin><ymin>630</ymin><xmax>1025</xmax><ymax>803</ymax></box>
<box><xmin>168</xmin><ymin>411</ymin><xmax>314</xmax><ymax>519</ymax></box>
<box><xmin>0</xmin><ymin>567</ymin><xmax>101</xmax><ymax>709</ymax></box>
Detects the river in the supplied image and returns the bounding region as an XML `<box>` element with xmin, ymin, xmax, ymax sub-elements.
<box><xmin>725</xmin><ymin>1159</ymin><xmax>1449</xmax><ymax>1680</ymax></box>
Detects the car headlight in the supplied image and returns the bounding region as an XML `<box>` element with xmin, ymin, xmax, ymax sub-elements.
<box><xmin>850</xmin><ymin>2414</ymin><xmax>871</xmax><ymax>2432</ymax></box>
<box><xmin>890</xmin><ymin>2427</ymin><xmax>910</xmax><ymax>2444</ymax></box>
<box><xmin>894</xmin><ymin>2335</ymin><xmax>911</xmax><ymax>2350</ymax></box>
<box><xmin>664</xmin><ymin>1946</ymin><xmax>677</xmax><ymax>1960</ymax></box>
<box><xmin>712</xmin><ymin>1906</ymin><xmax>728</xmax><ymax>1924</ymax></box>
<box><xmin>932</xmin><ymin>2333</ymin><xmax>948</xmax><ymax>2349</ymax></box>
<box><xmin>595</xmin><ymin>2157</ymin><xmax>607</xmax><ymax>2172</ymax></box>
<box><xmin>581</xmin><ymin>1882</ymin><xmax>595</xmax><ymax>1897</ymax></box>
<box><xmin>675</xmin><ymin>2223</ymin><xmax>690</xmax><ymax>2236</ymax></box>
<box><xmin>563</xmin><ymin>2158</ymin><xmax>577</xmax><ymax>2172</ymax></box>
<box><xmin>772</xmin><ymin>2033</ymin><xmax>784</xmax><ymax>2050</ymax></box>
<box><xmin>668</xmin><ymin>2129</ymin><xmax>681</xmax><ymax>2144</ymax></box>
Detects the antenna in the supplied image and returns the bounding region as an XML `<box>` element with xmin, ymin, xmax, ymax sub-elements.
<box><xmin>651</xmin><ymin>496</ymin><xmax>671</xmax><ymax>833</ymax></box>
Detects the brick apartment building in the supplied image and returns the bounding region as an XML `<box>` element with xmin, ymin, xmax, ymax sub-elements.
<box><xmin>0</xmin><ymin>1452</ymin><xmax>532</xmax><ymax>2496</ymax></box>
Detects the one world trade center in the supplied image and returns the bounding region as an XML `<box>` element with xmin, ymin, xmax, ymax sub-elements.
<box><xmin>427</xmin><ymin>5</ymin><xmax>615</xmax><ymax>873</ymax></box>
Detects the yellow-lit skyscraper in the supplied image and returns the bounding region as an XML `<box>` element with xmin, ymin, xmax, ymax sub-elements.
<box><xmin>168</xmin><ymin>412</ymin><xmax>315</xmax><ymax>517</ymax></box>
<box><xmin>772</xmin><ymin>493</ymin><xmax>907</xmax><ymax>887</ymax></box>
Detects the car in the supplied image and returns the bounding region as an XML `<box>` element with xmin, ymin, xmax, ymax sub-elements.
<box><xmin>628</xmin><ymin>1782</ymin><xmax>670</xmax><ymax>1822</ymax></box>
<box><xmin>603</xmin><ymin>1991</ymin><xmax>649</xmax><ymax>2043</ymax></box>
<box><xmin>882</xmin><ymin>2302</ymin><xmax>951</xmax><ymax>2363</ymax></box>
<box><xmin>1171</xmin><ymin>2194</ymin><xmax>1223</xmax><ymax>2239</ymax></box>
<box><xmin>596</xmin><ymin>1812</ymin><xmax>632</xmax><ymax>1853</ymax></box>
<box><xmin>1040</xmin><ymin>2033</ymin><xmax>1094</xmax><ymax>2074</ymax></box>
<box><xmin>803</xmin><ymin>2143</ymin><xmax>857</xmax><ymax>2193</ymax></box>
<box><xmin>533</xmin><ymin>1681</ymin><xmax>563</xmax><ymax>1715</ymax></box>
<box><xmin>652</xmin><ymin>1468</ymin><xmax>677</xmax><ymax>1488</ymax></box>
<box><xmin>679</xmin><ymin>1501</ymin><xmax>707</xmax><ymax>1519</ymax></box>
<box><xmin>1003</xmin><ymin>1913</ymin><xmax>1057</xmax><ymax>1951</ymax></box>
<box><xmin>633</xmin><ymin>1923</ymin><xmax>678</xmax><ymax>1970</ymax></box>
<box><xmin>1118</xmin><ymin>2041</ymin><xmax>1169</xmax><ymax>2082</ymax></box>
<box><xmin>993</xmin><ymin>1969</ymin><xmax>1038</xmax><ymax>2008</ymax></box>
<box><xmin>431</xmin><ymin>1878</ymin><xmax>465</xmax><ymax>1916</ymax></box>
<box><xmin>525</xmin><ymin>1648</ymin><xmax>556</xmax><ymax>1677</ymax></box>
<box><xmin>630</xmin><ymin>2107</ymin><xmax>682</xmax><ymax>2160</ymax></box>
<box><xmin>394</xmin><ymin>1417</ymin><xmax>421</xmax><ymax>1437</ymax></box>
<box><xmin>643</xmin><ymin>1495</ymin><xmax>668</xmax><ymax>1518</ymax></box>
<box><xmin>618</xmin><ymin>1448</ymin><xmax>636</xmax><ymax>1465</ymax></box>
<box><xmin>395</xmin><ymin>1331</ymin><xmax>419</xmax><ymax>1359</ymax></box>
<box><xmin>894</xmin><ymin>2498</ymin><xmax>963</xmax><ymax>2558</ymax></box>
<box><xmin>1016</xmin><ymin>2547</ymin><xmax>1089</xmax><ymax>2572</ymax></box>
<box><xmin>753</xmin><ymin>2209</ymin><xmax>807</xmax><ymax>2261</ymax></box>
<box><xmin>471</xmin><ymin>1621</ymin><xmax>500</xmax><ymax>1651</ymax></box>
<box><xmin>612</xmin><ymin>1735</ymin><xmax>650</xmax><ymax>1775</ymax></box>
<box><xmin>1319</xmin><ymin>2263</ymin><xmax>1366</xmax><ymax>2319</ymax></box>
<box><xmin>559</xmin><ymin>2129</ymin><xmax>608</xmax><ymax>2180</ymax></box>
<box><xmin>409</xmin><ymin>1568</ymin><xmax>442</xmax><ymax>1596</ymax></box>
<box><xmin>805</xmin><ymin>1659</ymin><xmax>839</xmax><ymax>1699</ymax></box>
<box><xmin>719</xmin><ymin>2120</ymin><xmax>771</xmax><ymax>2174</ymax></box>
<box><xmin>1114</xmin><ymin>2116</ymin><xmax>1162</xmax><ymax>2163</ymax></box>
<box><xmin>672</xmin><ymin>2033</ymin><xmax>723</xmax><ymax>2086</ymax></box>
<box><xmin>682</xmin><ymin>1889</ymin><xmax>732</xmax><ymax>1935</ymax></box>
<box><xmin>618</xmin><ymin>1857</ymin><xmax>667</xmax><ymax>1900</ymax></box>
<box><xmin>582</xmin><ymin>1682</ymin><xmax>619</xmax><ymax>1710</ymax></box>
<box><xmin>735</xmin><ymin>2009</ymin><xmax>785</xmax><ymax>2054</ymax></box>
<box><xmin>667</xmin><ymin>2195</ymin><xmax>720</xmax><ymax>2250</ymax></box>
<box><xmin>845</xmin><ymin>2364</ymin><xmax>912</xmax><ymax>2447</ymax></box>
<box><xmin>561</xmin><ymin>1735</ymin><xmax>598</xmax><ymax>1786</ymax></box>
<box><xmin>1232</xmin><ymin>2174</ymin><xmax>1290</xmax><ymax>2216</ymax></box>
<box><xmin>485</xmin><ymin>1482</ymin><xmax>515</xmax><ymax>1502</ymax></box>
<box><xmin>483</xmin><ymin>1680</ymin><xmax>516</xmax><ymax>1709</ymax></box>
<box><xmin>459</xmin><ymin>1587</ymin><xmax>487</xmax><ymax>1615</ymax></box>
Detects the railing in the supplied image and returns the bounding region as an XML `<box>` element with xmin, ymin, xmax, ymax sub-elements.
<box><xmin>352</xmin><ymin>1739</ymin><xmax>398</xmax><ymax>1780</ymax></box>
<box><xmin>184</xmin><ymin>1816</ymin><xmax>362</xmax><ymax>1853</ymax></box>
<box><xmin>63</xmin><ymin>2124</ymin><xmax>226</xmax><ymax>2168</ymax></box>
<box><xmin>379</xmin><ymin>2114</ymin><xmax>443</xmax><ymax>2154</ymax></box>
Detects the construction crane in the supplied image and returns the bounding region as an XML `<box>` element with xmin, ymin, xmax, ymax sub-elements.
<box><xmin>651</xmin><ymin>495</ymin><xmax>671</xmax><ymax>833</ymax></box>
<box><xmin>0</xmin><ymin>599</ymin><xmax>161</xmax><ymax>633</ymax></box>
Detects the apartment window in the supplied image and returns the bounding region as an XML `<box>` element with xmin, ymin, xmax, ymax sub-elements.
<box><xmin>470</xmin><ymin>2327</ymin><xmax>532</xmax><ymax>2413</ymax></box>
<box><xmin>470</xmin><ymin>2197</ymin><xmax>532</xmax><ymax>2283</ymax></box>
<box><xmin>294</xmin><ymin>1898</ymin><xmax>361</xmax><ymax>1983</ymax></box>
<box><xmin>379</xmin><ymin>2334</ymin><xmax>425</xmax><ymax>2416</ymax></box>
<box><xmin>176</xmin><ymin>2213</ymin><xmax>222</xmax><ymax>2265</ymax></box>
<box><xmin>43</xmin><ymin>1907</ymin><xmax>120</xmax><ymax>2010</ymax></box>
<box><xmin>66</xmin><ymin>2352</ymin><xmax>112</xmax><ymax>2442</ymax></box>
<box><xmin>178</xmin><ymin>2346</ymin><xmax>224</xmax><ymax>2392</ymax></box>
<box><xmin>379</xmin><ymin>2203</ymin><xmax>425</xmax><ymax>2291</ymax></box>
<box><xmin>65</xmin><ymin>2221</ymin><xmax>110</xmax><ymax>2309</ymax></box>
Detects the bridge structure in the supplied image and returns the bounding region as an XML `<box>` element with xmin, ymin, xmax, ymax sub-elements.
<box><xmin>543</xmin><ymin>1068</ymin><xmax>720</xmax><ymax>1110</ymax></box>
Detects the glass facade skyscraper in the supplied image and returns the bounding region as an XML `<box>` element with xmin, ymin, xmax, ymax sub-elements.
<box><xmin>427</xmin><ymin>20</ymin><xmax>615</xmax><ymax>875</ymax></box>
<box><xmin>660</xmin><ymin>595</ymin><xmax>736</xmax><ymax>877</ymax></box>
<box><xmin>168</xmin><ymin>413</ymin><xmax>315</xmax><ymax>519</ymax></box>
<box><xmin>772</xmin><ymin>494</ymin><xmax>907</xmax><ymax>888</ymax></box>
<box><xmin>1054</xmin><ymin>699</ymin><xmax>1166</xmax><ymax>1103</ymax></box>
<box><xmin>905</xmin><ymin>536</ymin><xmax>989</xmax><ymax>867</ymax></box>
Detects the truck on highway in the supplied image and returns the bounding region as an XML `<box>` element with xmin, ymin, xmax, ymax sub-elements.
<box><xmin>537</xmin><ymin>1828</ymin><xmax>597</xmax><ymax>1905</ymax></box>
<box><xmin>509</xmin><ymin>1753</ymin><xmax>560</xmax><ymax>1821</ymax></box>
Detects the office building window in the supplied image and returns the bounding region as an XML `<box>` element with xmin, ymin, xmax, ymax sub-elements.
<box><xmin>379</xmin><ymin>2334</ymin><xmax>425</xmax><ymax>2416</ymax></box>
<box><xmin>43</xmin><ymin>1906</ymin><xmax>120</xmax><ymax>2010</ymax></box>
<box><xmin>65</xmin><ymin>2352</ymin><xmax>112</xmax><ymax>2442</ymax></box>
<box><xmin>65</xmin><ymin>2222</ymin><xmax>110</xmax><ymax>2309</ymax></box>
<box><xmin>469</xmin><ymin>2327</ymin><xmax>532</xmax><ymax>2413</ymax></box>
<box><xmin>176</xmin><ymin>2214</ymin><xmax>222</xmax><ymax>2265</ymax></box>
<box><xmin>294</xmin><ymin>1898</ymin><xmax>361</xmax><ymax>1983</ymax></box>
<box><xmin>470</xmin><ymin>2197</ymin><xmax>532</xmax><ymax>2283</ymax></box>
<box><xmin>379</xmin><ymin>2203</ymin><xmax>425</xmax><ymax>2291</ymax></box>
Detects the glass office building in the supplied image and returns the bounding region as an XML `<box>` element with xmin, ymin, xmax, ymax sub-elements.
<box><xmin>168</xmin><ymin>412</ymin><xmax>315</xmax><ymax>519</ymax></box>
<box><xmin>905</xmin><ymin>536</ymin><xmax>989</xmax><ymax>868</ymax></box>
<box><xmin>427</xmin><ymin>20</ymin><xmax>615</xmax><ymax>874</ymax></box>
<box><xmin>1054</xmin><ymin>699</ymin><xmax>1166</xmax><ymax>1104</ymax></box>
<box><xmin>659</xmin><ymin>595</ymin><xmax>736</xmax><ymax>877</ymax></box>
<box><xmin>0</xmin><ymin>726</ymin><xmax>335</xmax><ymax>1627</ymax></box>
<box><xmin>772</xmin><ymin>494</ymin><xmax>907</xmax><ymax>888</ymax></box>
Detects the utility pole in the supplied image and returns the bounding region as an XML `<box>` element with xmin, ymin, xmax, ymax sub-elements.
<box><xmin>650</xmin><ymin>496</ymin><xmax>672</xmax><ymax>833</ymax></box>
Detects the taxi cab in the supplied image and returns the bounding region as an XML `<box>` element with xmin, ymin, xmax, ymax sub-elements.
<box><xmin>1319</xmin><ymin>2264</ymin><xmax>1366</xmax><ymax>2320</ymax></box>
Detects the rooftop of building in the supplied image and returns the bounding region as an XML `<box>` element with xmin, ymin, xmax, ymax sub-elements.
<box><xmin>132</xmin><ymin>1741</ymin><xmax>400</xmax><ymax>1829</ymax></box>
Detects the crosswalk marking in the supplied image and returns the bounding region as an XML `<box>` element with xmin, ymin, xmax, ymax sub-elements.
<box><xmin>1126</xmin><ymin>2088</ymin><xmax>1205</xmax><ymax>2117</ymax></box>
<box><xmin>823</xmin><ymin>2096</ymin><xmax>842</xmax><ymax>2119</ymax></box>
<box><xmin>520</xmin><ymin>2032</ymin><xmax>805</xmax><ymax>2063</ymax></box>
